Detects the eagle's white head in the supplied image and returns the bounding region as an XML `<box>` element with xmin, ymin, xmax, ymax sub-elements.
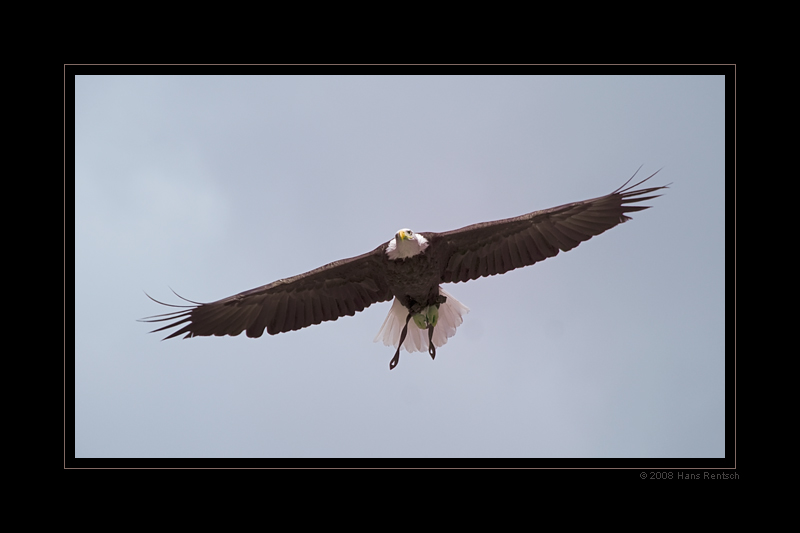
<box><xmin>386</xmin><ymin>228</ymin><xmax>429</xmax><ymax>260</ymax></box>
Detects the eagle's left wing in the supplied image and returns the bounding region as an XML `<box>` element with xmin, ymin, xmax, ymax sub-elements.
<box><xmin>426</xmin><ymin>169</ymin><xmax>667</xmax><ymax>284</ymax></box>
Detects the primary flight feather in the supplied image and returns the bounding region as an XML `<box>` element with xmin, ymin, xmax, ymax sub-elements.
<box><xmin>141</xmin><ymin>168</ymin><xmax>666</xmax><ymax>369</ymax></box>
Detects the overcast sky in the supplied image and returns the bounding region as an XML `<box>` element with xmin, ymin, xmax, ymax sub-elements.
<box><xmin>74</xmin><ymin>74</ymin><xmax>725</xmax><ymax>459</ymax></box>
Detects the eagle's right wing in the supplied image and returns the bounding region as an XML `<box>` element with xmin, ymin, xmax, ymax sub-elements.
<box><xmin>140</xmin><ymin>245</ymin><xmax>392</xmax><ymax>339</ymax></box>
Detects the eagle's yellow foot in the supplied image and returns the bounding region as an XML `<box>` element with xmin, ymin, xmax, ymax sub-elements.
<box><xmin>412</xmin><ymin>305</ymin><xmax>439</xmax><ymax>329</ymax></box>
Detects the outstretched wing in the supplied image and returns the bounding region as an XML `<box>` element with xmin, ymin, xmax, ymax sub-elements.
<box><xmin>140</xmin><ymin>245</ymin><xmax>392</xmax><ymax>339</ymax></box>
<box><xmin>427</xmin><ymin>169</ymin><xmax>667</xmax><ymax>283</ymax></box>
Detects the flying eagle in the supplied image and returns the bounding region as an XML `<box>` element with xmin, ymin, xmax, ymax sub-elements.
<box><xmin>141</xmin><ymin>169</ymin><xmax>666</xmax><ymax>369</ymax></box>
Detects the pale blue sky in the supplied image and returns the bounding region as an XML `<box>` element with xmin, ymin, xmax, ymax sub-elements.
<box><xmin>74</xmin><ymin>74</ymin><xmax>725</xmax><ymax>458</ymax></box>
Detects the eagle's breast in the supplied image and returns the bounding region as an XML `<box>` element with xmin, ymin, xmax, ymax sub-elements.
<box><xmin>383</xmin><ymin>250</ymin><xmax>442</xmax><ymax>311</ymax></box>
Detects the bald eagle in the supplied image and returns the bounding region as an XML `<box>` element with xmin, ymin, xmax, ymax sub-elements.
<box><xmin>142</xmin><ymin>169</ymin><xmax>666</xmax><ymax>369</ymax></box>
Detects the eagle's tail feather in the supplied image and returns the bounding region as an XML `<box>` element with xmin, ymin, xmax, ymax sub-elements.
<box><xmin>374</xmin><ymin>287</ymin><xmax>469</xmax><ymax>354</ymax></box>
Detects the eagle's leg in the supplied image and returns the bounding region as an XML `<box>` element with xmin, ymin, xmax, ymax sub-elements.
<box><xmin>389</xmin><ymin>312</ymin><xmax>414</xmax><ymax>370</ymax></box>
<box><xmin>426</xmin><ymin>305</ymin><xmax>439</xmax><ymax>359</ymax></box>
<box><xmin>428</xmin><ymin>325</ymin><xmax>436</xmax><ymax>360</ymax></box>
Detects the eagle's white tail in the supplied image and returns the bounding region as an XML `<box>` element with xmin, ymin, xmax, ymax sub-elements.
<box><xmin>374</xmin><ymin>287</ymin><xmax>469</xmax><ymax>353</ymax></box>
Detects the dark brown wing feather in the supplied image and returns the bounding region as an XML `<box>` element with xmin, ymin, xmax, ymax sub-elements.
<box><xmin>140</xmin><ymin>244</ymin><xmax>392</xmax><ymax>339</ymax></box>
<box><xmin>426</xmin><ymin>169</ymin><xmax>667</xmax><ymax>283</ymax></box>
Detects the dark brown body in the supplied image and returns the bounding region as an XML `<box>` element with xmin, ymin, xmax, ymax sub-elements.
<box><xmin>383</xmin><ymin>247</ymin><xmax>443</xmax><ymax>312</ymax></box>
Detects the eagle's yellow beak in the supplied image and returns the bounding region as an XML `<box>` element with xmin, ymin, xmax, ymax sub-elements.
<box><xmin>398</xmin><ymin>230</ymin><xmax>407</xmax><ymax>241</ymax></box>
